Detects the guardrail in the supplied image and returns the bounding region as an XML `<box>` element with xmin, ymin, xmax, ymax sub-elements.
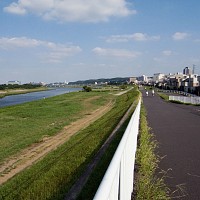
<box><xmin>169</xmin><ymin>96</ymin><xmax>200</xmax><ymax>105</ymax></box>
<box><xmin>93</xmin><ymin>99</ymin><xmax>141</xmax><ymax>200</ymax></box>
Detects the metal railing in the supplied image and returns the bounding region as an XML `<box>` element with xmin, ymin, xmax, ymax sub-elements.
<box><xmin>93</xmin><ymin>99</ymin><xmax>141</xmax><ymax>200</ymax></box>
<box><xmin>169</xmin><ymin>96</ymin><xmax>200</xmax><ymax>105</ymax></box>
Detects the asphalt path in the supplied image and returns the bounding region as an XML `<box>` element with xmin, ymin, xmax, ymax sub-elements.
<box><xmin>142</xmin><ymin>89</ymin><xmax>200</xmax><ymax>200</ymax></box>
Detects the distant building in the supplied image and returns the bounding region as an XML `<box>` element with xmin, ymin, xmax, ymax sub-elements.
<box><xmin>183</xmin><ymin>67</ymin><xmax>192</xmax><ymax>75</ymax></box>
<box><xmin>30</xmin><ymin>82</ymin><xmax>46</xmax><ymax>86</ymax></box>
<box><xmin>129</xmin><ymin>77</ymin><xmax>137</xmax><ymax>84</ymax></box>
<box><xmin>189</xmin><ymin>74</ymin><xmax>199</xmax><ymax>87</ymax></box>
<box><xmin>180</xmin><ymin>74</ymin><xmax>199</xmax><ymax>93</ymax></box>
<box><xmin>153</xmin><ymin>73</ymin><xmax>165</xmax><ymax>83</ymax></box>
<box><xmin>147</xmin><ymin>76</ymin><xmax>153</xmax><ymax>83</ymax></box>
<box><xmin>167</xmin><ymin>73</ymin><xmax>186</xmax><ymax>89</ymax></box>
<box><xmin>7</xmin><ymin>80</ymin><xmax>21</xmax><ymax>85</ymax></box>
<box><xmin>137</xmin><ymin>75</ymin><xmax>148</xmax><ymax>83</ymax></box>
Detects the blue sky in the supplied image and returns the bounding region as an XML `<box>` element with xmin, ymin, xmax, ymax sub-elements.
<box><xmin>0</xmin><ymin>0</ymin><xmax>200</xmax><ymax>83</ymax></box>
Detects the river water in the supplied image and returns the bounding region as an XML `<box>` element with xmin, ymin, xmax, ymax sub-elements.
<box><xmin>0</xmin><ymin>88</ymin><xmax>81</xmax><ymax>108</ymax></box>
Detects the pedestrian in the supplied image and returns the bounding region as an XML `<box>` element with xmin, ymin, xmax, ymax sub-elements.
<box><xmin>152</xmin><ymin>89</ymin><xmax>155</xmax><ymax>96</ymax></box>
<box><xmin>146</xmin><ymin>91</ymin><xmax>148</xmax><ymax>96</ymax></box>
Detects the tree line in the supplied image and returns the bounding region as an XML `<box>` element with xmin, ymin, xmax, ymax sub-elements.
<box><xmin>0</xmin><ymin>84</ymin><xmax>42</xmax><ymax>90</ymax></box>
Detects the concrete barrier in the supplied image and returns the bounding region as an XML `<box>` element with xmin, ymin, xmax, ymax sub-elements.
<box><xmin>169</xmin><ymin>96</ymin><xmax>200</xmax><ymax>105</ymax></box>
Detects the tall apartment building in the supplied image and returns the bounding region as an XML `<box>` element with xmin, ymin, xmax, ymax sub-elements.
<box><xmin>183</xmin><ymin>67</ymin><xmax>192</xmax><ymax>75</ymax></box>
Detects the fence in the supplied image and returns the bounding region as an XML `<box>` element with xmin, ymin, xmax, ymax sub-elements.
<box><xmin>169</xmin><ymin>96</ymin><xmax>200</xmax><ymax>105</ymax></box>
<box><xmin>93</xmin><ymin>99</ymin><xmax>141</xmax><ymax>200</ymax></box>
<box><xmin>157</xmin><ymin>89</ymin><xmax>197</xmax><ymax>97</ymax></box>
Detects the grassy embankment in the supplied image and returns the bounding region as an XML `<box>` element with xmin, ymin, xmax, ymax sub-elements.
<box><xmin>0</xmin><ymin>88</ymin><xmax>139</xmax><ymax>200</ymax></box>
<box><xmin>0</xmin><ymin>91</ymin><xmax>111</xmax><ymax>164</ymax></box>
<box><xmin>0</xmin><ymin>87</ymin><xmax>47</xmax><ymax>98</ymax></box>
<box><xmin>135</xmin><ymin>105</ymin><xmax>170</xmax><ymax>200</ymax></box>
<box><xmin>77</xmin><ymin>96</ymin><xmax>139</xmax><ymax>199</ymax></box>
<box><xmin>157</xmin><ymin>92</ymin><xmax>169</xmax><ymax>101</ymax></box>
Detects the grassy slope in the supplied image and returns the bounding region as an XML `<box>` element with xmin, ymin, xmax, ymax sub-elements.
<box><xmin>77</xmin><ymin>106</ymin><xmax>137</xmax><ymax>200</ymax></box>
<box><xmin>157</xmin><ymin>92</ymin><xmax>169</xmax><ymax>101</ymax></box>
<box><xmin>0</xmin><ymin>89</ymin><xmax>139</xmax><ymax>200</ymax></box>
<box><xmin>0</xmin><ymin>91</ymin><xmax>111</xmax><ymax>163</ymax></box>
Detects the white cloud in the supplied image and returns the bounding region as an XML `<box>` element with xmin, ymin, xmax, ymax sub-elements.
<box><xmin>0</xmin><ymin>37</ymin><xmax>82</xmax><ymax>63</ymax></box>
<box><xmin>42</xmin><ymin>45</ymin><xmax>82</xmax><ymax>63</ymax></box>
<box><xmin>4</xmin><ymin>0</ymin><xmax>136</xmax><ymax>23</ymax></box>
<box><xmin>3</xmin><ymin>2</ymin><xmax>27</xmax><ymax>15</ymax></box>
<box><xmin>162</xmin><ymin>50</ymin><xmax>172</xmax><ymax>56</ymax></box>
<box><xmin>0</xmin><ymin>37</ymin><xmax>41</xmax><ymax>49</ymax></box>
<box><xmin>106</xmin><ymin>33</ymin><xmax>160</xmax><ymax>42</ymax></box>
<box><xmin>92</xmin><ymin>47</ymin><xmax>141</xmax><ymax>58</ymax></box>
<box><xmin>172</xmin><ymin>32</ymin><xmax>189</xmax><ymax>40</ymax></box>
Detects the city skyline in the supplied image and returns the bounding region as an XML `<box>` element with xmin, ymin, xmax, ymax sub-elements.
<box><xmin>1</xmin><ymin>0</ymin><xmax>200</xmax><ymax>84</ymax></box>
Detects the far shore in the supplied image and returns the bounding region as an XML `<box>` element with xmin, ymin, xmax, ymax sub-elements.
<box><xmin>0</xmin><ymin>87</ymin><xmax>48</xmax><ymax>98</ymax></box>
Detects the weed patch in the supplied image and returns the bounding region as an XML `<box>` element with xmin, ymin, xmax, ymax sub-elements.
<box><xmin>157</xmin><ymin>93</ymin><xmax>169</xmax><ymax>101</ymax></box>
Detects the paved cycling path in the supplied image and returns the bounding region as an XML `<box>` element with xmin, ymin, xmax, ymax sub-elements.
<box><xmin>142</xmin><ymin>90</ymin><xmax>200</xmax><ymax>200</ymax></box>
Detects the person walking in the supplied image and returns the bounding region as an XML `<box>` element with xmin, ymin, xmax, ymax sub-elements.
<box><xmin>146</xmin><ymin>90</ymin><xmax>148</xmax><ymax>96</ymax></box>
<box><xmin>152</xmin><ymin>89</ymin><xmax>155</xmax><ymax>96</ymax></box>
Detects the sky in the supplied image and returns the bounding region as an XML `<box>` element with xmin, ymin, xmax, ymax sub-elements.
<box><xmin>0</xmin><ymin>0</ymin><xmax>200</xmax><ymax>84</ymax></box>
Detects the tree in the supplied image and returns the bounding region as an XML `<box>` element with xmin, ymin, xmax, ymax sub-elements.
<box><xmin>83</xmin><ymin>86</ymin><xmax>92</xmax><ymax>92</ymax></box>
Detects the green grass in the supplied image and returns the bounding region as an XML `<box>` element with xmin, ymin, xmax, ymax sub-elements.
<box><xmin>0</xmin><ymin>91</ymin><xmax>112</xmax><ymax>164</ymax></box>
<box><xmin>0</xmin><ymin>94</ymin><xmax>5</xmax><ymax>98</ymax></box>
<box><xmin>135</xmin><ymin>105</ymin><xmax>170</xmax><ymax>200</ymax></box>
<box><xmin>0</xmin><ymin>89</ymin><xmax>139</xmax><ymax>200</ymax></box>
<box><xmin>77</xmin><ymin>101</ymin><xmax>137</xmax><ymax>200</ymax></box>
<box><xmin>157</xmin><ymin>92</ymin><xmax>169</xmax><ymax>101</ymax></box>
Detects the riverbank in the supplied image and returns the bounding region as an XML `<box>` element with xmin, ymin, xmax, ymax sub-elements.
<box><xmin>0</xmin><ymin>88</ymin><xmax>139</xmax><ymax>199</ymax></box>
<box><xmin>0</xmin><ymin>87</ymin><xmax>48</xmax><ymax>98</ymax></box>
<box><xmin>0</xmin><ymin>88</ymin><xmax>82</xmax><ymax>108</ymax></box>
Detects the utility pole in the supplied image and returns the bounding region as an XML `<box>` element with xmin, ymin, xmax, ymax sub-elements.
<box><xmin>193</xmin><ymin>64</ymin><xmax>196</xmax><ymax>74</ymax></box>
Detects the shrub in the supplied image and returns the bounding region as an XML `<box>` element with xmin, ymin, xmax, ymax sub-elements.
<box><xmin>83</xmin><ymin>86</ymin><xmax>92</xmax><ymax>92</ymax></box>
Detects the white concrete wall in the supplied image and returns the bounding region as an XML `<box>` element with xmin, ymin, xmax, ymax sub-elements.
<box><xmin>169</xmin><ymin>96</ymin><xmax>200</xmax><ymax>105</ymax></box>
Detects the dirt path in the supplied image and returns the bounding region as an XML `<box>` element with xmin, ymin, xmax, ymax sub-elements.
<box><xmin>114</xmin><ymin>87</ymin><xmax>133</xmax><ymax>96</ymax></box>
<box><xmin>0</xmin><ymin>100</ymin><xmax>113</xmax><ymax>185</ymax></box>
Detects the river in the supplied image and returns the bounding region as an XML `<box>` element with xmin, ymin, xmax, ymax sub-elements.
<box><xmin>0</xmin><ymin>88</ymin><xmax>81</xmax><ymax>108</ymax></box>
